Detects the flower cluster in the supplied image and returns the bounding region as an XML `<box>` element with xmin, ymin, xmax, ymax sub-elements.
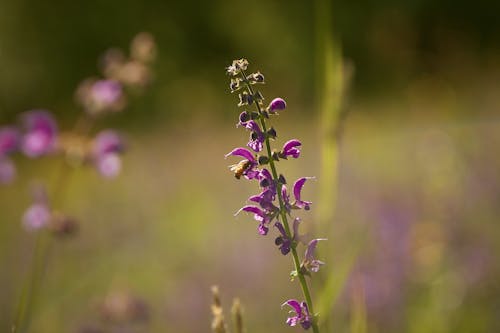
<box><xmin>22</xmin><ymin>183</ymin><xmax>78</xmax><ymax>236</ymax></box>
<box><xmin>224</xmin><ymin>59</ymin><xmax>325</xmax><ymax>331</ymax></box>
<box><xmin>0</xmin><ymin>33</ymin><xmax>156</xmax><ymax>234</ymax></box>
<box><xmin>0</xmin><ymin>111</ymin><xmax>58</xmax><ymax>184</ymax></box>
<box><xmin>75</xmin><ymin>32</ymin><xmax>156</xmax><ymax>116</ymax></box>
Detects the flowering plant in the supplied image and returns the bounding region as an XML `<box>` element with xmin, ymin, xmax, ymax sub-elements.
<box><xmin>225</xmin><ymin>59</ymin><xmax>325</xmax><ymax>332</ymax></box>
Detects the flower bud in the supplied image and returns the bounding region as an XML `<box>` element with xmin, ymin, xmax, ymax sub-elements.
<box><xmin>266</xmin><ymin>98</ymin><xmax>286</xmax><ymax>113</ymax></box>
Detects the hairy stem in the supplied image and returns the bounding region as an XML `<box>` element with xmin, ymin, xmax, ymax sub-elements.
<box><xmin>241</xmin><ymin>70</ymin><xmax>320</xmax><ymax>333</ymax></box>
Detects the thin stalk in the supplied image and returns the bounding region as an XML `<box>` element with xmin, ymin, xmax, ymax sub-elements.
<box><xmin>12</xmin><ymin>114</ymin><xmax>94</xmax><ymax>333</ymax></box>
<box><xmin>241</xmin><ymin>70</ymin><xmax>320</xmax><ymax>333</ymax></box>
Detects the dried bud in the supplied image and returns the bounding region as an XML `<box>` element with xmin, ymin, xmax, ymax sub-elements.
<box><xmin>230</xmin><ymin>78</ymin><xmax>241</xmax><ymax>92</ymax></box>
<box><xmin>211</xmin><ymin>286</ymin><xmax>227</xmax><ymax>333</ymax></box>
<box><xmin>49</xmin><ymin>211</ymin><xmax>78</xmax><ymax>237</ymax></box>
<box><xmin>130</xmin><ymin>32</ymin><xmax>157</xmax><ymax>64</ymax></box>
<box><xmin>231</xmin><ymin>298</ymin><xmax>244</xmax><ymax>333</ymax></box>
<box><xmin>267</xmin><ymin>127</ymin><xmax>277</xmax><ymax>140</ymax></box>
<box><xmin>238</xmin><ymin>92</ymin><xmax>253</xmax><ymax>107</ymax></box>
<box><xmin>248</xmin><ymin>71</ymin><xmax>265</xmax><ymax>84</ymax></box>
<box><xmin>258</xmin><ymin>155</ymin><xmax>269</xmax><ymax>165</ymax></box>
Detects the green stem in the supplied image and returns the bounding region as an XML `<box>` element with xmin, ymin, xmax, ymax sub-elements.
<box><xmin>12</xmin><ymin>114</ymin><xmax>94</xmax><ymax>333</ymax></box>
<box><xmin>241</xmin><ymin>70</ymin><xmax>320</xmax><ymax>333</ymax></box>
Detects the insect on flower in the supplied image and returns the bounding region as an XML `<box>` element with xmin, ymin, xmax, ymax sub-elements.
<box><xmin>229</xmin><ymin>159</ymin><xmax>253</xmax><ymax>179</ymax></box>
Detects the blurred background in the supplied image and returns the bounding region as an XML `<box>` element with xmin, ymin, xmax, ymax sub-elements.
<box><xmin>1</xmin><ymin>0</ymin><xmax>500</xmax><ymax>332</ymax></box>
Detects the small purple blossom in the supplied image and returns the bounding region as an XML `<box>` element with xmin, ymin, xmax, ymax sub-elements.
<box><xmin>274</xmin><ymin>218</ymin><xmax>301</xmax><ymax>255</ymax></box>
<box><xmin>22</xmin><ymin>185</ymin><xmax>51</xmax><ymax>232</ymax></box>
<box><xmin>92</xmin><ymin>130</ymin><xmax>124</xmax><ymax>178</ymax></box>
<box><xmin>281</xmin><ymin>139</ymin><xmax>302</xmax><ymax>159</ymax></box>
<box><xmin>23</xmin><ymin>203</ymin><xmax>51</xmax><ymax>231</ymax></box>
<box><xmin>282</xmin><ymin>299</ymin><xmax>312</xmax><ymax>329</ymax></box>
<box><xmin>244</xmin><ymin>120</ymin><xmax>265</xmax><ymax>152</ymax></box>
<box><xmin>293</xmin><ymin>177</ymin><xmax>313</xmax><ymax>210</ymax></box>
<box><xmin>303</xmin><ymin>239</ymin><xmax>327</xmax><ymax>273</ymax></box>
<box><xmin>21</xmin><ymin>110</ymin><xmax>58</xmax><ymax>158</ymax></box>
<box><xmin>91</xmin><ymin>80</ymin><xmax>123</xmax><ymax>108</ymax></box>
<box><xmin>0</xmin><ymin>127</ymin><xmax>20</xmax><ymax>155</ymax></box>
<box><xmin>235</xmin><ymin>205</ymin><xmax>271</xmax><ymax>235</ymax></box>
<box><xmin>225</xmin><ymin>147</ymin><xmax>259</xmax><ymax>180</ymax></box>
<box><xmin>267</xmin><ymin>97</ymin><xmax>286</xmax><ymax>114</ymax></box>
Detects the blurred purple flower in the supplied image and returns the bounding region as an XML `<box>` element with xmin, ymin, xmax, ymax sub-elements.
<box><xmin>0</xmin><ymin>127</ymin><xmax>20</xmax><ymax>155</ymax></box>
<box><xmin>92</xmin><ymin>130</ymin><xmax>124</xmax><ymax>178</ymax></box>
<box><xmin>281</xmin><ymin>139</ymin><xmax>301</xmax><ymax>159</ymax></box>
<box><xmin>23</xmin><ymin>203</ymin><xmax>51</xmax><ymax>231</ymax></box>
<box><xmin>282</xmin><ymin>299</ymin><xmax>311</xmax><ymax>329</ymax></box>
<box><xmin>21</xmin><ymin>110</ymin><xmax>58</xmax><ymax>158</ymax></box>
<box><xmin>267</xmin><ymin>97</ymin><xmax>286</xmax><ymax>114</ymax></box>
<box><xmin>0</xmin><ymin>157</ymin><xmax>16</xmax><ymax>184</ymax></box>
<box><xmin>91</xmin><ymin>80</ymin><xmax>122</xmax><ymax>106</ymax></box>
<box><xmin>302</xmin><ymin>238</ymin><xmax>326</xmax><ymax>273</ymax></box>
<box><xmin>22</xmin><ymin>185</ymin><xmax>51</xmax><ymax>232</ymax></box>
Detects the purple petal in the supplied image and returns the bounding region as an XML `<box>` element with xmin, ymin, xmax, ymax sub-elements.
<box><xmin>293</xmin><ymin>177</ymin><xmax>314</xmax><ymax>202</ymax></box>
<box><xmin>282</xmin><ymin>139</ymin><xmax>301</xmax><ymax>152</ymax></box>
<box><xmin>21</xmin><ymin>110</ymin><xmax>58</xmax><ymax>157</ymax></box>
<box><xmin>305</xmin><ymin>238</ymin><xmax>327</xmax><ymax>261</ymax></box>
<box><xmin>282</xmin><ymin>299</ymin><xmax>302</xmax><ymax>314</ymax></box>
<box><xmin>274</xmin><ymin>222</ymin><xmax>287</xmax><ymax>238</ymax></box>
<box><xmin>258</xmin><ymin>223</ymin><xmax>269</xmax><ymax>235</ymax></box>
<box><xmin>91</xmin><ymin>80</ymin><xmax>122</xmax><ymax>106</ymax></box>
<box><xmin>0</xmin><ymin>127</ymin><xmax>20</xmax><ymax>155</ymax></box>
<box><xmin>23</xmin><ymin>203</ymin><xmax>51</xmax><ymax>231</ymax></box>
<box><xmin>245</xmin><ymin>120</ymin><xmax>262</xmax><ymax>134</ymax></box>
<box><xmin>267</xmin><ymin>98</ymin><xmax>286</xmax><ymax>113</ymax></box>
<box><xmin>235</xmin><ymin>205</ymin><xmax>264</xmax><ymax>218</ymax></box>
<box><xmin>93</xmin><ymin>130</ymin><xmax>124</xmax><ymax>156</ymax></box>
<box><xmin>96</xmin><ymin>153</ymin><xmax>122</xmax><ymax>178</ymax></box>
<box><xmin>225</xmin><ymin>147</ymin><xmax>255</xmax><ymax>162</ymax></box>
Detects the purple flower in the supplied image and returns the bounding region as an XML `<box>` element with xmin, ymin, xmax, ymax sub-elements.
<box><xmin>226</xmin><ymin>147</ymin><xmax>259</xmax><ymax>180</ymax></box>
<box><xmin>267</xmin><ymin>97</ymin><xmax>286</xmax><ymax>114</ymax></box>
<box><xmin>92</xmin><ymin>130</ymin><xmax>124</xmax><ymax>179</ymax></box>
<box><xmin>274</xmin><ymin>218</ymin><xmax>301</xmax><ymax>255</ymax></box>
<box><xmin>249</xmin><ymin>188</ymin><xmax>277</xmax><ymax>212</ymax></box>
<box><xmin>0</xmin><ymin>127</ymin><xmax>20</xmax><ymax>155</ymax></box>
<box><xmin>302</xmin><ymin>238</ymin><xmax>327</xmax><ymax>273</ymax></box>
<box><xmin>245</xmin><ymin>120</ymin><xmax>264</xmax><ymax>152</ymax></box>
<box><xmin>91</xmin><ymin>80</ymin><xmax>122</xmax><ymax>108</ymax></box>
<box><xmin>282</xmin><ymin>299</ymin><xmax>312</xmax><ymax>329</ymax></box>
<box><xmin>23</xmin><ymin>203</ymin><xmax>51</xmax><ymax>231</ymax></box>
<box><xmin>22</xmin><ymin>185</ymin><xmax>51</xmax><ymax>232</ymax></box>
<box><xmin>293</xmin><ymin>177</ymin><xmax>313</xmax><ymax>210</ymax></box>
<box><xmin>281</xmin><ymin>139</ymin><xmax>301</xmax><ymax>159</ymax></box>
<box><xmin>235</xmin><ymin>205</ymin><xmax>271</xmax><ymax>235</ymax></box>
<box><xmin>21</xmin><ymin>110</ymin><xmax>58</xmax><ymax>158</ymax></box>
<box><xmin>76</xmin><ymin>79</ymin><xmax>124</xmax><ymax>115</ymax></box>
<box><xmin>0</xmin><ymin>157</ymin><xmax>16</xmax><ymax>184</ymax></box>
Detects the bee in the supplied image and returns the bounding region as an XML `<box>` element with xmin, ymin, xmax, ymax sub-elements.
<box><xmin>229</xmin><ymin>159</ymin><xmax>253</xmax><ymax>179</ymax></box>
